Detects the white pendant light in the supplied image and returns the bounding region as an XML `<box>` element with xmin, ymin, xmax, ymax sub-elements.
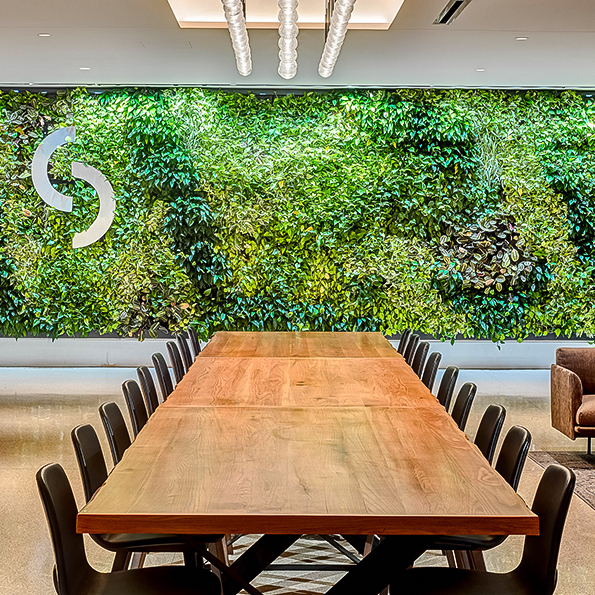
<box><xmin>318</xmin><ymin>0</ymin><xmax>356</xmax><ymax>78</ymax></box>
<box><xmin>220</xmin><ymin>0</ymin><xmax>252</xmax><ymax>76</ymax></box>
<box><xmin>277</xmin><ymin>0</ymin><xmax>299</xmax><ymax>80</ymax></box>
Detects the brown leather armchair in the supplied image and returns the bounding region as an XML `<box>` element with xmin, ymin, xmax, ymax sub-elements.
<box><xmin>551</xmin><ymin>347</ymin><xmax>595</xmax><ymax>454</ymax></box>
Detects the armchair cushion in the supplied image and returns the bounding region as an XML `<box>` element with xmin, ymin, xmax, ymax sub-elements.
<box><xmin>576</xmin><ymin>394</ymin><xmax>595</xmax><ymax>426</ymax></box>
<box><xmin>556</xmin><ymin>347</ymin><xmax>595</xmax><ymax>393</ymax></box>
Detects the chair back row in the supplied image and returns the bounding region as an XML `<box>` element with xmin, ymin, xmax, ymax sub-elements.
<box><xmin>122</xmin><ymin>379</ymin><xmax>149</xmax><ymax>437</ymax></box>
<box><xmin>99</xmin><ymin>402</ymin><xmax>132</xmax><ymax>467</ymax></box>
<box><xmin>475</xmin><ymin>404</ymin><xmax>506</xmax><ymax>463</ymax></box>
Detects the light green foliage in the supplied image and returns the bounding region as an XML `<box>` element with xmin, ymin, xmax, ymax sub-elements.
<box><xmin>0</xmin><ymin>87</ymin><xmax>594</xmax><ymax>341</ymax></box>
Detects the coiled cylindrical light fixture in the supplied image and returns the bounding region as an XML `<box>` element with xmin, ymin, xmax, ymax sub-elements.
<box><xmin>220</xmin><ymin>0</ymin><xmax>252</xmax><ymax>76</ymax></box>
<box><xmin>319</xmin><ymin>0</ymin><xmax>356</xmax><ymax>78</ymax></box>
<box><xmin>277</xmin><ymin>0</ymin><xmax>299</xmax><ymax>79</ymax></box>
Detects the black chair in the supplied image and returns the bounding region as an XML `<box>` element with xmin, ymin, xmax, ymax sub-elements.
<box><xmin>421</xmin><ymin>352</ymin><xmax>442</xmax><ymax>392</ymax></box>
<box><xmin>437</xmin><ymin>425</ymin><xmax>532</xmax><ymax>570</ymax></box>
<box><xmin>71</xmin><ymin>424</ymin><xmax>224</xmax><ymax>572</ymax></box>
<box><xmin>436</xmin><ymin>366</ymin><xmax>459</xmax><ymax>410</ymax></box>
<box><xmin>152</xmin><ymin>352</ymin><xmax>174</xmax><ymax>401</ymax></box>
<box><xmin>403</xmin><ymin>334</ymin><xmax>420</xmax><ymax>366</ymax></box>
<box><xmin>450</xmin><ymin>382</ymin><xmax>477</xmax><ymax>432</ymax></box>
<box><xmin>177</xmin><ymin>334</ymin><xmax>193</xmax><ymax>372</ymax></box>
<box><xmin>474</xmin><ymin>405</ymin><xmax>506</xmax><ymax>464</ymax></box>
<box><xmin>167</xmin><ymin>341</ymin><xmax>185</xmax><ymax>385</ymax></box>
<box><xmin>411</xmin><ymin>342</ymin><xmax>430</xmax><ymax>378</ymax></box>
<box><xmin>99</xmin><ymin>402</ymin><xmax>132</xmax><ymax>466</ymax></box>
<box><xmin>122</xmin><ymin>380</ymin><xmax>149</xmax><ymax>437</ymax></box>
<box><xmin>137</xmin><ymin>365</ymin><xmax>160</xmax><ymax>416</ymax></box>
<box><xmin>396</xmin><ymin>329</ymin><xmax>411</xmax><ymax>355</ymax></box>
<box><xmin>392</xmin><ymin>464</ymin><xmax>575</xmax><ymax>595</ymax></box>
<box><xmin>188</xmin><ymin>326</ymin><xmax>202</xmax><ymax>358</ymax></box>
<box><xmin>495</xmin><ymin>425</ymin><xmax>532</xmax><ymax>491</ymax></box>
<box><xmin>37</xmin><ymin>463</ymin><xmax>222</xmax><ymax>595</ymax></box>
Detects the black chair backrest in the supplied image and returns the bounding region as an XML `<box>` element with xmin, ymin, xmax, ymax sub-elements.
<box><xmin>474</xmin><ymin>405</ymin><xmax>506</xmax><ymax>464</ymax></box>
<box><xmin>71</xmin><ymin>424</ymin><xmax>108</xmax><ymax>502</ymax></box>
<box><xmin>436</xmin><ymin>366</ymin><xmax>459</xmax><ymax>410</ymax></box>
<box><xmin>495</xmin><ymin>425</ymin><xmax>532</xmax><ymax>491</ymax></box>
<box><xmin>122</xmin><ymin>379</ymin><xmax>149</xmax><ymax>437</ymax></box>
<box><xmin>451</xmin><ymin>382</ymin><xmax>477</xmax><ymax>431</ymax></box>
<box><xmin>515</xmin><ymin>464</ymin><xmax>575</xmax><ymax>595</ymax></box>
<box><xmin>99</xmin><ymin>402</ymin><xmax>132</xmax><ymax>466</ymax></box>
<box><xmin>152</xmin><ymin>352</ymin><xmax>174</xmax><ymax>401</ymax></box>
<box><xmin>411</xmin><ymin>342</ymin><xmax>430</xmax><ymax>377</ymax></box>
<box><xmin>37</xmin><ymin>463</ymin><xmax>93</xmax><ymax>594</ymax></box>
<box><xmin>188</xmin><ymin>326</ymin><xmax>202</xmax><ymax>358</ymax></box>
<box><xmin>167</xmin><ymin>341</ymin><xmax>185</xmax><ymax>385</ymax></box>
<box><xmin>421</xmin><ymin>351</ymin><xmax>442</xmax><ymax>392</ymax></box>
<box><xmin>403</xmin><ymin>334</ymin><xmax>420</xmax><ymax>366</ymax></box>
<box><xmin>177</xmin><ymin>334</ymin><xmax>193</xmax><ymax>372</ymax></box>
<box><xmin>137</xmin><ymin>365</ymin><xmax>160</xmax><ymax>416</ymax></box>
<box><xmin>396</xmin><ymin>329</ymin><xmax>411</xmax><ymax>355</ymax></box>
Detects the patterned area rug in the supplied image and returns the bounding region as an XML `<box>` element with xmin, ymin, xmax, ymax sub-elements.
<box><xmin>229</xmin><ymin>535</ymin><xmax>446</xmax><ymax>594</ymax></box>
<box><xmin>529</xmin><ymin>451</ymin><xmax>595</xmax><ymax>510</ymax></box>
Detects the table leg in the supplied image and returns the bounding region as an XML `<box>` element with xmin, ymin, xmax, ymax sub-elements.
<box><xmin>324</xmin><ymin>536</ymin><xmax>433</xmax><ymax>595</ymax></box>
<box><xmin>220</xmin><ymin>534</ymin><xmax>301</xmax><ymax>595</ymax></box>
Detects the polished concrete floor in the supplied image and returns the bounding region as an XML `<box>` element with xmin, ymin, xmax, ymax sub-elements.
<box><xmin>0</xmin><ymin>368</ymin><xmax>593</xmax><ymax>595</ymax></box>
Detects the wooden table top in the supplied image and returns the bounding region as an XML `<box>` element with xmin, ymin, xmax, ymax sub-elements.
<box><xmin>78</xmin><ymin>406</ymin><xmax>538</xmax><ymax>536</ymax></box>
<box><xmin>162</xmin><ymin>357</ymin><xmax>438</xmax><ymax>409</ymax></box>
<box><xmin>200</xmin><ymin>331</ymin><xmax>400</xmax><ymax>359</ymax></box>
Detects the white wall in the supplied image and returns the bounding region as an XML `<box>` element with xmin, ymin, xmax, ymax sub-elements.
<box><xmin>389</xmin><ymin>339</ymin><xmax>593</xmax><ymax>369</ymax></box>
<box><xmin>0</xmin><ymin>337</ymin><xmax>591</xmax><ymax>369</ymax></box>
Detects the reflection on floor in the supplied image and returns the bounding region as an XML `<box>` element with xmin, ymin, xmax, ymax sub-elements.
<box><xmin>0</xmin><ymin>368</ymin><xmax>593</xmax><ymax>595</ymax></box>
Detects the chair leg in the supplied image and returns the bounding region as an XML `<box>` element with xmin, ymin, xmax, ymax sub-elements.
<box><xmin>588</xmin><ymin>437</ymin><xmax>592</xmax><ymax>456</ymax></box>
<box><xmin>226</xmin><ymin>534</ymin><xmax>234</xmax><ymax>555</ymax></box>
<box><xmin>111</xmin><ymin>550</ymin><xmax>131</xmax><ymax>571</ymax></box>
<box><xmin>184</xmin><ymin>550</ymin><xmax>198</xmax><ymax>568</ymax></box>
<box><xmin>468</xmin><ymin>550</ymin><xmax>486</xmax><ymax>571</ymax></box>
<box><xmin>363</xmin><ymin>535</ymin><xmax>375</xmax><ymax>556</ymax></box>
<box><xmin>454</xmin><ymin>550</ymin><xmax>471</xmax><ymax>570</ymax></box>
<box><xmin>443</xmin><ymin>550</ymin><xmax>457</xmax><ymax>568</ymax></box>
<box><xmin>128</xmin><ymin>552</ymin><xmax>146</xmax><ymax>569</ymax></box>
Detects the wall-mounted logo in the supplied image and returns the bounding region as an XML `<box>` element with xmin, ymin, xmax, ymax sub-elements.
<box><xmin>31</xmin><ymin>126</ymin><xmax>115</xmax><ymax>248</ymax></box>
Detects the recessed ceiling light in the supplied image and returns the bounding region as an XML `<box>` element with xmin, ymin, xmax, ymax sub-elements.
<box><xmin>476</xmin><ymin>68</ymin><xmax>486</xmax><ymax>72</ymax></box>
<box><xmin>79</xmin><ymin>67</ymin><xmax>91</xmax><ymax>71</ymax></box>
<box><xmin>516</xmin><ymin>36</ymin><xmax>529</xmax><ymax>41</ymax></box>
<box><xmin>38</xmin><ymin>33</ymin><xmax>51</xmax><ymax>37</ymax></box>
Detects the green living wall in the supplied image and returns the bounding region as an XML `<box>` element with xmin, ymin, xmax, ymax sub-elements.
<box><xmin>1</xmin><ymin>87</ymin><xmax>595</xmax><ymax>342</ymax></box>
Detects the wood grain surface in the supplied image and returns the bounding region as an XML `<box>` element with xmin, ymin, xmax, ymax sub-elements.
<box><xmin>200</xmin><ymin>332</ymin><xmax>400</xmax><ymax>359</ymax></box>
<box><xmin>78</xmin><ymin>406</ymin><xmax>538</xmax><ymax>536</ymax></box>
<box><xmin>163</xmin><ymin>357</ymin><xmax>438</xmax><ymax>409</ymax></box>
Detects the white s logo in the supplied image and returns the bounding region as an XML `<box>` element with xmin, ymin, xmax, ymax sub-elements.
<box><xmin>31</xmin><ymin>126</ymin><xmax>115</xmax><ymax>248</ymax></box>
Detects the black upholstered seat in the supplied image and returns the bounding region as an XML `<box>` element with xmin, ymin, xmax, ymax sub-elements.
<box><xmin>152</xmin><ymin>352</ymin><xmax>174</xmax><ymax>400</ymax></box>
<box><xmin>137</xmin><ymin>365</ymin><xmax>160</xmax><ymax>416</ymax></box>
<box><xmin>392</xmin><ymin>464</ymin><xmax>575</xmax><ymax>595</ymax></box>
<box><xmin>37</xmin><ymin>462</ymin><xmax>222</xmax><ymax>595</ymax></box>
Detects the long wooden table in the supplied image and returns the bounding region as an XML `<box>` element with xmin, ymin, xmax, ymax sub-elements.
<box><xmin>78</xmin><ymin>331</ymin><xmax>538</xmax><ymax>594</ymax></box>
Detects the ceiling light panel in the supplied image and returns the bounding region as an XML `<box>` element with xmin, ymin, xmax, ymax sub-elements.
<box><xmin>167</xmin><ymin>0</ymin><xmax>405</xmax><ymax>30</ymax></box>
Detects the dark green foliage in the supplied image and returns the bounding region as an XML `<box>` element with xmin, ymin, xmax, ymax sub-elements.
<box><xmin>1</xmin><ymin>87</ymin><xmax>595</xmax><ymax>342</ymax></box>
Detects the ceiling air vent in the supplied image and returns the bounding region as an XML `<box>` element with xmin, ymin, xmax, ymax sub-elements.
<box><xmin>434</xmin><ymin>0</ymin><xmax>473</xmax><ymax>25</ymax></box>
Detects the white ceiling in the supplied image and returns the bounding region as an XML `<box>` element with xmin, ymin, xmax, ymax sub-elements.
<box><xmin>0</xmin><ymin>0</ymin><xmax>595</xmax><ymax>88</ymax></box>
<box><xmin>167</xmin><ymin>0</ymin><xmax>406</xmax><ymax>29</ymax></box>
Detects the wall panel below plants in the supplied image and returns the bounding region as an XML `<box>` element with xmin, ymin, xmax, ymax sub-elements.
<box><xmin>1</xmin><ymin>88</ymin><xmax>594</xmax><ymax>342</ymax></box>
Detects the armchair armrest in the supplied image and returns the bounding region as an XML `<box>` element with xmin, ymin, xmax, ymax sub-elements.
<box><xmin>551</xmin><ymin>363</ymin><xmax>583</xmax><ymax>440</ymax></box>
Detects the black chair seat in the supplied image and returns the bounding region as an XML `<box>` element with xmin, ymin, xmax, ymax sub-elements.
<box><xmin>98</xmin><ymin>532</ymin><xmax>225</xmax><ymax>551</ymax></box>
<box><xmin>393</xmin><ymin>567</ymin><xmax>533</xmax><ymax>595</ymax></box>
<box><xmin>432</xmin><ymin>533</ymin><xmax>504</xmax><ymax>551</ymax></box>
<box><xmin>81</xmin><ymin>565</ymin><xmax>222</xmax><ymax>595</ymax></box>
